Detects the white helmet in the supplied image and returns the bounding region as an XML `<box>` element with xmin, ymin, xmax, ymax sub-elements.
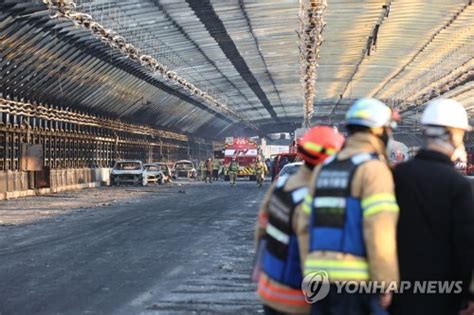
<box><xmin>345</xmin><ymin>98</ymin><xmax>396</xmax><ymax>128</ymax></box>
<box><xmin>421</xmin><ymin>99</ymin><xmax>472</xmax><ymax>131</ymax></box>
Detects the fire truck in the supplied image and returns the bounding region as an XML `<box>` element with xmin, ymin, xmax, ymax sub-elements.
<box><xmin>223</xmin><ymin>137</ymin><xmax>259</xmax><ymax>181</ymax></box>
<box><xmin>269</xmin><ymin>128</ymin><xmax>306</xmax><ymax>180</ymax></box>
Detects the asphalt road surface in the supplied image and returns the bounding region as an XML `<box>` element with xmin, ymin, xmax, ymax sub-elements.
<box><xmin>0</xmin><ymin>180</ymin><xmax>268</xmax><ymax>315</ymax></box>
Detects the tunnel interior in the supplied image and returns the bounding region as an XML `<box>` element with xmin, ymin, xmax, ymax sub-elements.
<box><xmin>0</xmin><ymin>0</ymin><xmax>473</xmax><ymax>196</ymax></box>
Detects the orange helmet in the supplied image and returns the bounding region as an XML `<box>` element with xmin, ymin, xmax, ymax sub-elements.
<box><xmin>297</xmin><ymin>126</ymin><xmax>345</xmax><ymax>165</ymax></box>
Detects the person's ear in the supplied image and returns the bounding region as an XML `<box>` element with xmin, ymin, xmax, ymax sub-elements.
<box><xmin>449</xmin><ymin>129</ymin><xmax>465</xmax><ymax>148</ymax></box>
<box><xmin>371</xmin><ymin>127</ymin><xmax>384</xmax><ymax>136</ymax></box>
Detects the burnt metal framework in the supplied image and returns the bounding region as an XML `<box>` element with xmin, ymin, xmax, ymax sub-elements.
<box><xmin>0</xmin><ymin>98</ymin><xmax>212</xmax><ymax>172</ymax></box>
<box><xmin>299</xmin><ymin>0</ymin><xmax>327</xmax><ymax>127</ymax></box>
<box><xmin>1</xmin><ymin>0</ymin><xmax>472</xmax><ymax>137</ymax></box>
<box><xmin>42</xmin><ymin>0</ymin><xmax>255</xmax><ymax>129</ymax></box>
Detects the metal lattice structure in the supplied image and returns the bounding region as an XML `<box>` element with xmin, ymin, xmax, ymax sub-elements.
<box><xmin>43</xmin><ymin>0</ymin><xmax>254</xmax><ymax>129</ymax></box>
<box><xmin>1</xmin><ymin>0</ymin><xmax>473</xmax><ymax>137</ymax></box>
<box><xmin>0</xmin><ymin>97</ymin><xmax>212</xmax><ymax>172</ymax></box>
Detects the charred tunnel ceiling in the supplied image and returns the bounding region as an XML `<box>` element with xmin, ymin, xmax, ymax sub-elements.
<box><xmin>1</xmin><ymin>0</ymin><xmax>473</xmax><ymax>138</ymax></box>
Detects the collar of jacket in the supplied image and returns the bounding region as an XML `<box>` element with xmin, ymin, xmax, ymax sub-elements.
<box><xmin>285</xmin><ymin>163</ymin><xmax>312</xmax><ymax>191</ymax></box>
<box><xmin>337</xmin><ymin>132</ymin><xmax>387</xmax><ymax>161</ymax></box>
<box><xmin>416</xmin><ymin>149</ymin><xmax>453</xmax><ymax>166</ymax></box>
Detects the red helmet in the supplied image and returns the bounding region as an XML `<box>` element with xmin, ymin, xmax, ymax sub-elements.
<box><xmin>297</xmin><ymin>126</ymin><xmax>345</xmax><ymax>165</ymax></box>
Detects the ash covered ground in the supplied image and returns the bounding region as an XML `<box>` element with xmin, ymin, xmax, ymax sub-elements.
<box><xmin>0</xmin><ymin>180</ymin><xmax>267</xmax><ymax>314</ymax></box>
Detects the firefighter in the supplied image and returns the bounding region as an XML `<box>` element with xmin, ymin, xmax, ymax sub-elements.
<box><xmin>205</xmin><ymin>157</ymin><xmax>213</xmax><ymax>183</ymax></box>
<box><xmin>199</xmin><ymin>160</ymin><xmax>206</xmax><ymax>181</ymax></box>
<box><xmin>255</xmin><ymin>156</ymin><xmax>267</xmax><ymax>188</ymax></box>
<box><xmin>298</xmin><ymin>98</ymin><xmax>400</xmax><ymax>314</ymax></box>
<box><xmin>254</xmin><ymin>126</ymin><xmax>345</xmax><ymax>315</ymax></box>
<box><xmin>229</xmin><ymin>157</ymin><xmax>239</xmax><ymax>187</ymax></box>
<box><xmin>391</xmin><ymin>99</ymin><xmax>474</xmax><ymax>315</ymax></box>
<box><xmin>212</xmin><ymin>158</ymin><xmax>220</xmax><ymax>181</ymax></box>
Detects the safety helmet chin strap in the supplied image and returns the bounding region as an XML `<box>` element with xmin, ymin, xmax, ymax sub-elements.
<box><xmin>423</xmin><ymin>126</ymin><xmax>457</xmax><ymax>154</ymax></box>
<box><xmin>432</xmin><ymin>139</ymin><xmax>456</xmax><ymax>153</ymax></box>
<box><xmin>303</xmin><ymin>162</ymin><xmax>316</xmax><ymax>171</ymax></box>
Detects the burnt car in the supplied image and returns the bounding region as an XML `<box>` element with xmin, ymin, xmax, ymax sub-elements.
<box><xmin>173</xmin><ymin>160</ymin><xmax>197</xmax><ymax>179</ymax></box>
<box><xmin>155</xmin><ymin>162</ymin><xmax>173</xmax><ymax>183</ymax></box>
<box><xmin>110</xmin><ymin>160</ymin><xmax>144</xmax><ymax>186</ymax></box>
<box><xmin>142</xmin><ymin>163</ymin><xmax>165</xmax><ymax>186</ymax></box>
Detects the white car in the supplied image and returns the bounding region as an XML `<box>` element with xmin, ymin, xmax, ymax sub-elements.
<box><xmin>142</xmin><ymin>163</ymin><xmax>165</xmax><ymax>186</ymax></box>
<box><xmin>173</xmin><ymin>160</ymin><xmax>197</xmax><ymax>179</ymax></box>
<box><xmin>276</xmin><ymin>162</ymin><xmax>303</xmax><ymax>180</ymax></box>
<box><xmin>110</xmin><ymin>160</ymin><xmax>144</xmax><ymax>186</ymax></box>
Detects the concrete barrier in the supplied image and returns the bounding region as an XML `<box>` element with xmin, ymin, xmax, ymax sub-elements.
<box><xmin>0</xmin><ymin>168</ymin><xmax>111</xmax><ymax>201</ymax></box>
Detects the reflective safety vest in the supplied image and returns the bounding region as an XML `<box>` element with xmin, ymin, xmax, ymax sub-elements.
<box><xmin>304</xmin><ymin>152</ymin><xmax>379</xmax><ymax>281</ymax></box>
<box><xmin>229</xmin><ymin>162</ymin><xmax>239</xmax><ymax>173</ymax></box>
<box><xmin>262</xmin><ymin>176</ymin><xmax>308</xmax><ymax>288</ymax></box>
<box><xmin>255</xmin><ymin>162</ymin><xmax>266</xmax><ymax>174</ymax></box>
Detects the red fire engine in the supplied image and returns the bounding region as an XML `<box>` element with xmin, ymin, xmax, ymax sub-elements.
<box><xmin>224</xmin><ymin>137</ymin><xmax>259</xmax><ymax>180</ymax></box>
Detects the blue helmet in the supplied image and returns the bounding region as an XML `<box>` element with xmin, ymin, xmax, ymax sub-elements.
<box><xmin>345</xmin><ymin>98</ymin><xmax>394</xmax><ymax>128</ymax></box>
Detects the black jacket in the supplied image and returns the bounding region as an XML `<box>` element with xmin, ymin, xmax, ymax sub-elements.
<box><xmin>391</xmin><ymin>149</ymin><xmax>474</xmax><ymax>315</ymax></box>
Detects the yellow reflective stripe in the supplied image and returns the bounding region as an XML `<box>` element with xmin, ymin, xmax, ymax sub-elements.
<box><xmin>305</xmin><ymin>259</ymin><xmax>368</xmax><ymax>269</ymax></box>
<box><xmin>303</xmin><ymin>142</ymin><xmax>323</xmax><ymax>152</ymax></box>
<box><xmin>304</xmin><ymin>259</ymin><xmax>369</xmax><ymax>280</ymax></box>
<box><xmin>325</xmin><ymin>148</ymin><xmax>336</xmax><ymax>155</ymax></box>
<box><xmin>302</xmin><ymin>202</ymin><xmax>312</xmax><ymax>215</ymax></box>
<box><xmin>364</xmin><ymin>202</ymin><xmax>399</xmax><ymax>217</ymax></box>
<box><xmin>302</xmin><ymin>195</ymin><xmax>313</xmax><ymax>214</ymax></box>
<box><xmin>303</xmin><ymin>270</ymin><xmax>370</xmax><ymax>281</ymax></box>
<box><xmin>361</xmin><ymin>193</ymin><xmax>396</xmax><ymax>209</ymax></box>
<box><xmin>351</xmin><ymin>109</ymin><xmax>371</xmax><ymax>119</ymax></box>
<box><xmin>304</xmin><ymin>259</ymin><xmax>370</xmax><ymax>280</ymax></box>
<box><xmin>303</xmin><ymin>142</ymin><xmax>337</xmax><ymax>156</ymax></box>
<box><xmin>362</xmin><ymin>193</ymin><xmax>399</xmax><ymax>217</ymax></box>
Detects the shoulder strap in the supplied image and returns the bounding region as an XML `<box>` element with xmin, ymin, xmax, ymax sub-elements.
<box><xmin>347</xmin><ymin>152</ymin><xmax>380</xmax><ymax>193</ymax></box>
<box><xmin>275</xmin><ymin>174</ymin><xmax>289</xmax><ymax>188</ymax></box>
<box><xmin>291</xmin><ymin>186</ymin><xmax>308</xmax><ymax>204</ymax></box>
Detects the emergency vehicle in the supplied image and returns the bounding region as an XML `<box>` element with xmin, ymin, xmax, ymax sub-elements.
<box><xmin>269</xmin><ymin>128</ymin><xmax>306</xmax><ymax>180</ymax></box>
<box><xmin>223</xmin><ymin>137</ymin><xmax>259</xmax><ymax>181</ymax></box>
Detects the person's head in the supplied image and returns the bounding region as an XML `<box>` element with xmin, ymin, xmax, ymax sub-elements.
<box><xmin>297</xmin><ymin>126</ymin><xmax>345</xmax><ymax>169</ymax></box>
<box><xmin>256</xmin><ymin>155</ymin><xmax>262</xmax><ymax>162</ymax></box>
<box><xmin>345</xmin><ymin>98</ymin><xmax>399</xmax><ymax>148</ymax></box>
<box><xmin>421</xmin><ymin>98</ymin><xmax>471</xmax><ymax>160</ymax></box>
<box><xmin>232</xmin><ymin>156</ymin><xmax>237</xmax><ymax>161</ymax></box>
